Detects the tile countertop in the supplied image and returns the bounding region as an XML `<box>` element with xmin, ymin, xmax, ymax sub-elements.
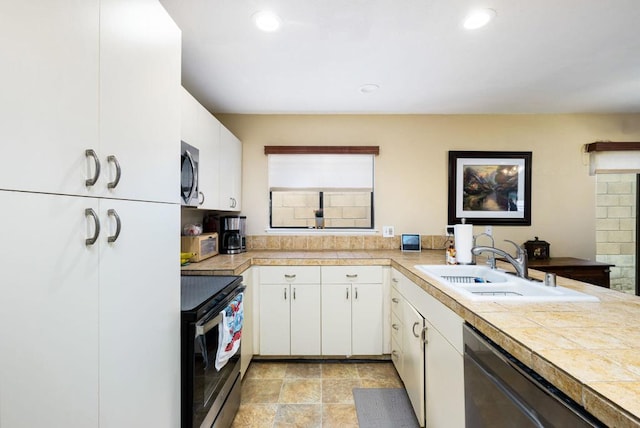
<box><xmin>182</xmin><ymin>250</ymin><xmax>640</xmax><ymax>427</ymax></box>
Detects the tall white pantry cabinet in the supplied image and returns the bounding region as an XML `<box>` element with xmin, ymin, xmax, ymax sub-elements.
<box><xmin>0</xmin><ymin>1</ymin><xmax>182</xmax><ymax>427</ymax></box>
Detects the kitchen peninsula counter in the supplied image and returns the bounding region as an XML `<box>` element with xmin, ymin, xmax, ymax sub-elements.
<box><xmin>182</xmin><ymin>250</ymin><xmax>640</xmax><ymax>427</ymax></box>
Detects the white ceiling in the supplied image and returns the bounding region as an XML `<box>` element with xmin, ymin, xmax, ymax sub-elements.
<box><xmin>159</xmin><ymin>0</ymin><xmax>640</xmax><ymax>114</ymax></box>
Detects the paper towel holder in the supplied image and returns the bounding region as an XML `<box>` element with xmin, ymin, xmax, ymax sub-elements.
<box><xmin>454</xmin><ymin>222</ymin><xmax>475</xmax><ymax>265</ymax></box>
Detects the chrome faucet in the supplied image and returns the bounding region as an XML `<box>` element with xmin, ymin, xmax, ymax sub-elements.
<box><xmin>471</xmin><ymin>240</ymin><xmax>529</xmax><ymax>279</ymax></box>
<box><xmin>473</xmin><ymin>232</ymin><xmax>496</xmax><ymax>269</ymax></box>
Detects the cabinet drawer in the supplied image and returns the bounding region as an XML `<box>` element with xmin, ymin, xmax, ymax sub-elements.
<box><xmin>391</xmin><ymin>269</ymin><xmax>410</xmax><ymax>289</ymax></box>
<box><xmin>391</xmin><ymin>313</ymin><xmax>403</xmax><ymax>346</ymax></box>
<box><xmin>391</xmin><ymin>287</ymin><xmax>403</xmax><ymax>318</ymax></box>
<box><xmin>322</xmin><ymin>266</ymin><xmax>383</xmax><ymax>284</ymax></box>
<box><xmin>260</xmin><ymin>266</ymin><xmax>321</xmax><ymax>284</ymax></box>
<box><xmin>391</xmin><ymin>338</ymin><xmax>403</xmax><ymax>376</ymax></box>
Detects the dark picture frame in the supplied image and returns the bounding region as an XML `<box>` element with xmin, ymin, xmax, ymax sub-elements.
<box><xmin>448</xmin><ymin>151</ymin><xmax>532</xmax><ymax>226</ymax></box>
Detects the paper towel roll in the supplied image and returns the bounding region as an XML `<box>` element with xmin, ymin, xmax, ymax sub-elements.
<box><xmin>455</xmin><ymin>224</ymin><xmax>474</xmax><ymax>264</ymax></box>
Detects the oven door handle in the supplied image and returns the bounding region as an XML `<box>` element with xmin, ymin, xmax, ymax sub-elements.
<box><xmin>196</xmin><ymin>311</ymin><xmax>223</xmax><ymax>337</ymax></box>
<box><xmin>195</xmin><ymin>311</ymin><xmax>223</xmax><ymax>371</ymax></box>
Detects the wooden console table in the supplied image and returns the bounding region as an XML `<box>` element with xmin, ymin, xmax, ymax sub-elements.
<box><xmin>527</xmin><ymin>257</ymin><xmax>614</xmax><ymax>288</ymax></box>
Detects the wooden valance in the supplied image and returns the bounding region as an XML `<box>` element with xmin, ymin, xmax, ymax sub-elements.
<box><xmin>585</xmin><ymin>142</ymin><xmax>640</xmax><ymax>152</ymax></box>
<box><xmin>264</xmin><ymin>146</ymin><xmax>379</xmax><ymax>155</ymax></box>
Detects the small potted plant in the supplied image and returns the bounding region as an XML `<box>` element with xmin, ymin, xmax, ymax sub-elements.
<box><xmin>314</xmin><ymin>209</ymin><xmax>324</xmax><ymax>229</ymax></box>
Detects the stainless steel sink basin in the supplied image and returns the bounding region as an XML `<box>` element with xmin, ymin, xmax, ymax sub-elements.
<box><xmin>415</xmin><ymin>265</ymin><xmax>599</xmax><ymax>302</ymax></box>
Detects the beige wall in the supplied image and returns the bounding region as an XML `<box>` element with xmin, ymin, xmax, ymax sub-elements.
<box><xmin>216</xmin><ymin>113</ymin><xmax>640</xmax><ymax>260</ymax></box>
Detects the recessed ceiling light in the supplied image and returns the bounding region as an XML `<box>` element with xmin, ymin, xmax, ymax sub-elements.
<box><xmin>359</xmin><ymin>84</ymin><xmax>380</xmax><ymax>94</ymax></box>
<box><xmin>463</xmin><ymin>8</ymin><xmax>496</xmax><ymax>30</ymax></box>
<box><xmin>252</xmin><ymin>11</ymin><xmax>281</xmax><ymax>32</ymax></box>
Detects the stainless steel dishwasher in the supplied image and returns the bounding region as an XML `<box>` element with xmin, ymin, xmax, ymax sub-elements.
<box><xmin>463</xmin><ymin>323</ymin><xmax>605</xmax><ymax>427</ymax></box>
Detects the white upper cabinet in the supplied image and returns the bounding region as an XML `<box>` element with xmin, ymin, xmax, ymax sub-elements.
<box><xmin>219</xmin><ymin>125</ymin><xmax>242</xmax><ymax>211</ymax></box>
<box><xmin>0</xmin><ymin>0</ymin><xmax>100</xmax><ymax>196</ymax></box>
<box><xmin>99</xmin><ymin>0</ymin><xmax>181</xmax><ymax>203</ymax></box>
<box><xmin>180</xmin><ymin>89</ymin><xmax>242</xmax><ymax>211</ymax></box>
<box><xmin>180</xmin><ymin>88</ymin><xmax>221</xmax><ymax>209</ymax></box>
<box><xmin>0</xmin><ymin>0</ymin><xmax>181</xmax><ymax>203</ymax></box>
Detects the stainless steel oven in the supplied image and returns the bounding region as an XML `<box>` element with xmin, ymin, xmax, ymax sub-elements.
<box><xmin>463</xmin><ymin>323</ymin><xmax>604</xmax><ymax>427</ymax></box>
<box><xmin>181</xmin><ymin>141</ymin><xmax>200</xmax><ymax>207</ymax></box>
<box><xmin>181</xmin><ymin>275</ymin><xmax>244</xmax><ymax>428</ymax></box>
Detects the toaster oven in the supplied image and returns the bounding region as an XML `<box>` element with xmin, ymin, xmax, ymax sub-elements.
<box><xmin>181</xmin><ymin>233</ymin><xmax>218</xmax><ymax>262</ymax></box>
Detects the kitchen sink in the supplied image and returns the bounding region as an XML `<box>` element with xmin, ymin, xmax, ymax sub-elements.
<box><xmin>414</xmin><ymin>265</ymin><xmax>599</xmax><ymax>302</ymax></box>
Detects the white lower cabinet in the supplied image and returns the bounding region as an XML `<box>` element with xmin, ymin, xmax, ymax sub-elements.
<box><xmin>258</xmin><ymin>265</ymin><xmax>384</xmax><ymax>357</ymax></box>
<box><xmin>391</xmin><ymin>268</ymin><xmax>464</xmax><ymax>428</ymax></box>
<box><xmin>0</xmin><ymin>191</ymin><xmax>180</xmax><ymax>428</ymax></box>
<box><xmin>402</xmin><ymin>300</ymin><xmax>426</xmax><ymax>427</ymax></box>
<box><xmin>391</xmin><ymin>283</ymin><xmax>426</xmax><ymax>426</ymax></box>
<box><xmin>424</xmin><ymin>318</ymin><xmax>465</xmax><ymax>428</ymax></box>
<box><xmin>390</xmin><ymin>287</ymin><xmax>404</xmax><ymax>377</ymax></box>
<box><xmin>321</xmin><ymin>266</ymin><xmax>383</xmax><ymax>356</ymax></box>
<box><xmin>259</xmin><ymin>267</ymin><xmax>321</xmax><ymax>355</ymax></box>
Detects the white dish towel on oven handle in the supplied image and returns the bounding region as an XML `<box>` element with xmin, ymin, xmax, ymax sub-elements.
<box><xmin>215</xmin><ymin>292</ymin><xmax>244</xmax><ymax>371</ymax></box>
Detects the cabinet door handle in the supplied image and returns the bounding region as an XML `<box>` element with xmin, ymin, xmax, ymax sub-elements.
<box><xmin>106</xmin><ymin>155</ymin><xmax>121</xmax><ymax>189</ymax></box>
<box><xmin>85</xmin><ymin>208</ymin><xmax>100</xmax><ymax>245</ymax></box>
<box><xmin>284</xmin><ymin>287</ymin><xmax>287</xmax><ymax>300</ymax></box>
<box><xmin>284</xmin><ymin>274</ymin><xmax>296</xmax><ymax>279</ymax></box>
<box><xmin>85</xmin><ymin>149</ymin><xmax>101</xmax><ymax>187</ymax></box>
<box><xmin>346</xmin><ymin>274</ymin><xmax>358</xmax><ymax>279</ymax></box>
<box><xmin>392</xmin><ymin>323</ymin><xmax>400</xmax><ymax>331</ymax></box>
<box><xmin>293</xmin><ymin>287</ymin><xmax>296</xmax><ymax>300</ymax></box>
<box><xmin>392</xmin><ymin>350</ymin><xmax>399</xmax><ymax>357</ymax></box>
<box><xmin>392</xmin><ymin>277</ymin><xmax>399</xmax><ymax>283</ymax></box>
<box><xmin>346</xmin><ymin>287</ymin><xmax>349</xmax><ymax>300</ymax></box>
<box><xmin>355</xmin><ymin>287</ymin><xmax>358</xmax><ymax>300</ymax></box>
<box><xmin>107</xmin><ymin>209</ymin><xmax>121</xmax><ymax>243</ymax></box>
<box><xmin>198</xmin><ymin>191</ymin><xmax>205</xmax><ymax>205</ymax></box>
<box><xmin>392</xmin><ymin>298</ymin><xmax>399</xmax><ymax>303</ymax></box>
<box><xmin>412</xmin><ymin>321</ymin><xmax>422</xmax><ymax>338</ymax></box>
<box><xmin>421</xmin><ymin>326</ymin><xmax>428</xmax><ymax>344</ymax></box>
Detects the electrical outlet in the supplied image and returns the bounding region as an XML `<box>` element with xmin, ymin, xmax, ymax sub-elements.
<box><xmin>383</xmin><ymin>226</ymin><xmax>395</xmax><ymax>237</ymax></box>
<box><xmin>446</xmin><ymin>225</ymin><xmax>455</xmax><ymax>235</ymax></box>
<box><xmin>485</xmin><ymin>225</ymin><xmax>493</xmax><ymax>236</ymax></box>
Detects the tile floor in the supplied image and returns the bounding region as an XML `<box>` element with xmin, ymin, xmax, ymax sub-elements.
<box><xmin>231</xmin><ymin>360</ymin><xmax>403</xmax><ymax>428</ymax></box>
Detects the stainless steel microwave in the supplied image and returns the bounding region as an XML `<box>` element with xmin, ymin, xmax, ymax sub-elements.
<box><xmin>181</xmin><ymin>141</ymin><xmax>200</xmax><ymax>206</ymax></box>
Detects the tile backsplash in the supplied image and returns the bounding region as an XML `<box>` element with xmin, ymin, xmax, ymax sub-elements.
<box><xmin>246</xmin><ymin>235</ymin><xmax>449</xmax><ymax>251</ymax></box>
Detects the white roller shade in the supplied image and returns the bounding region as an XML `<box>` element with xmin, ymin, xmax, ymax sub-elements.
<box><xmin>268</xmin><ymin>154</ymin><xmax>374</xmax><ymax>190</ymax></box>
<box><xmin>589</xmin><ymin>151</ymin><xmax>640</xmax><ymax>175</ymax></box>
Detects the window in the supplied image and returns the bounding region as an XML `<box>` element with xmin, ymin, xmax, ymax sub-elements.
<box><xmin>266</xmin><ymin>148</ymin><xmax>377</xmax><ymax>229</ymax></box>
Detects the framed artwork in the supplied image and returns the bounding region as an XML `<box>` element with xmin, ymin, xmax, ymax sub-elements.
<box><xmin>448</xmin><ymin>151</ymin><xmax>532</xmax><ymax>226</ymax></box>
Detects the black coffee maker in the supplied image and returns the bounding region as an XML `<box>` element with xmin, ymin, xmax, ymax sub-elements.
<box><xmin>219</xmin><ymin>215</ymin><xmax>246</xmax><ymax>254</ymax></box>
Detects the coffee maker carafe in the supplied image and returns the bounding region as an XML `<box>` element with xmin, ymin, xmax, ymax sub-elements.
<box><xmin>220</xmin><ymin>215</ymin><xmax>246</xmax><ymax>254</ymax></box>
